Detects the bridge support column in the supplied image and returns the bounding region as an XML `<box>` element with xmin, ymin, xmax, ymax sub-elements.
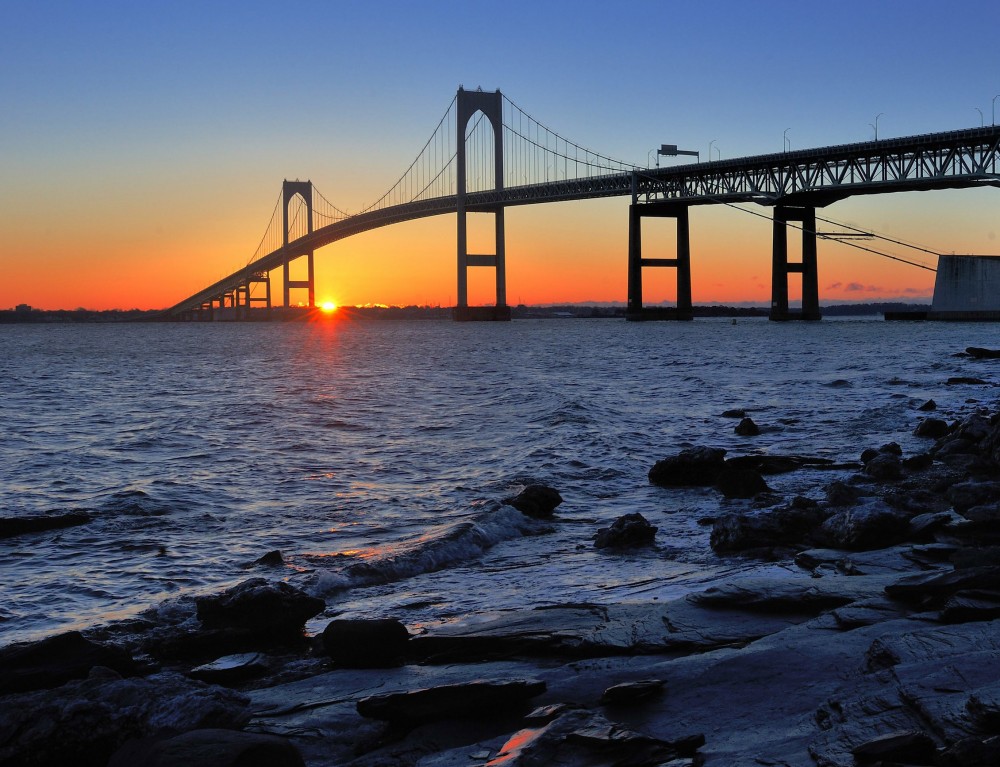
<box><xmin>770</xmin><ymin>205</ymin><xmax>820</xmax><ymax>321</ymax></box>
<box><xmin>282</xmin><ymin>180</ymin><xmax>315</xmax><ymax>308</ymax></box>
<box><xmin>626</xmin><ymin>200</ymin><xmax>693</xmax><ymax>321</ymax></box>
<box><xmin>453</xmin><ymin>87</ymin><xmax>510</xmax><ymax>322</ymax></box>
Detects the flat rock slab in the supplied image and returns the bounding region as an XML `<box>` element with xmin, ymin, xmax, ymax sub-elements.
<box><xmin>0</xmin><ymin>511</ymin><xmax>91</xmax><ymax>539</ymax></box>
<box><xmin>356</xmin><ymin>678</ymin><xmax>546</xmax><ymax>723</ymax></box>
<box><xmin>108</xmin><ymin>728</ymin><xmax>304</xmax><ymax>767</ymax></box>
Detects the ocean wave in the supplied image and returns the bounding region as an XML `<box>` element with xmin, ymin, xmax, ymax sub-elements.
<box><xmin>307</xmin><ymin>503</ymin><xmax>553</xmax><ymax>596</ymax></box>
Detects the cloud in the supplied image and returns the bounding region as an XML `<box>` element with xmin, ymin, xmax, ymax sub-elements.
<box><xmin>903</xmin><ymin>287</ymin><xmax>932</xmax><ymax>295</ymax></box>
<box><xmin>826</xmin><ymin>282</ymin><xmax>843</xmax><ymax>290</ymax></box>
<box><xmin>845</xmin><ymin>282</ymin><xmax>881</xmax><ymax>293</ymax></box>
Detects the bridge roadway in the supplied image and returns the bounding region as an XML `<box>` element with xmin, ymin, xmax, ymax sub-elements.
<box><xmin>167</xmin><ymin>124</ymin><xmax>1000</xmax><ymax>319</ymax></box>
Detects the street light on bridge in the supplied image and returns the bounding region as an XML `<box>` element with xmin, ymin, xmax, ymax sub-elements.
<box><xmin>870</xmin><ymin>113</ymin><xmax>884</xmax><ymax>141</ymax></box>
<box><xmin>783</xmin><ymin>128</ymin><xmax>791</xmax><ymax>152</ymax></box>
<box><xmin>708</xmin><ymin>139</ymin><xmax>716</xmax><ymax>163</ymax></box>
<box><xmin>975</xmin><ymin>107</ymin><xmax>984</xmax><ymax>127</ymax></box>
<box><xmin>993</xmin><ymin>95</ymin><xmax>1000</xmax><ymax>126</ymax></box>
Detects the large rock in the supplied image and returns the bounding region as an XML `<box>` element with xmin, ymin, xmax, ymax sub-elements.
<box><xmin>884</xmin><ymin>566</ymin><xmax>1000</xmax><ymax>607</ymax></box>
<box><xmin>505</xmin><ymin>484</ymin><xmax>563</xmax><ymax>519</ymax></box>
<box><xmin>0</xmin><ymin>510</ymin><xmax>91</xmax><ymax>539</ymax></box>
<box><xmin>915</xmin><ymin>417</ymin><xmax>950</xmax><ymax>438</ymax></box>
<box><xmin>850</xmin><ymin>730</ymin><xmax>938</xmax><ymax>765</ymax></box>
<box><xmin>0</xmin><ymin>631</ymin><xmax>137</xmax><ymax>695</ymax></box>
<box><xmin>948</xmin><ymin>481</ymin><xmax>1000</xmax><ymax>514</ymax></box>
<box><xmin>648</xmin><ymin>447</ymin><xmax>726</xmax><ymax>487</ymax></box>
<box><xmin>321</xmin><ymin>618</ymin><xmax>411</xmax><ymax>668</ymax></box>
<box><xmin>815</xmin><ymin>501</ymin><xmax>910</xmax><ymax>551</ymax></box>
<box><xmin>0</xmin><ymin>672</ymin><xmax>249</xmax><ymax>767</ymax></box>
<box><xmin>594</xmin><ymin>513</ymin><xmax>657</xmax><ymax>549</ymax></box>
<box><xmin>715</xmin><ymin>467</ymin><xmax>769</xmax><ymax>498</ymax></box>
<box><xmin>356</xmin><ymin>678</ymin><xmax>546</xmax><ymax>723</ymax></box>
<box><xmin>109</xmin><ymin>729</ymin><xmax>303</xmax><ymax>767</ymax></box>
<box><xmin>710</xmin><ymin>504</ymin><xmax>826</xmax><ymax>554</ymax></box>
<box><xmin>734</xmin><ymin>417</ymin><xmax>760</xmax><ymax>436</ymax></box>
<box><xmin>195</xmin><ymin>579</ymin><xmax>324</xmax><ymax>638</ymax></box>
<box><xmin>863</xmin><ymin>453</ymin><xmax>903</xmax><ymax>481</ymax></box>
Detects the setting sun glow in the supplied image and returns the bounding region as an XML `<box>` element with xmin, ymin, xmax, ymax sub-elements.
<box><xmin>320</xmin><ymin>301</ymin><xmax>338</xmax><ymax>313</ymax></box>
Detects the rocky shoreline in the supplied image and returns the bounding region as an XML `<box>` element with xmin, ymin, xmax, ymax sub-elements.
<box><xmin>5</xmin><ymin>373</ymin><xmax>1000</xmax><ymax>765</ymax></box>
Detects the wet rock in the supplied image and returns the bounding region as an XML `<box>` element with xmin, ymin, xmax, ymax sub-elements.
<box><xmin>0</xmin><ymin>510</ymin><xmax>91</xmax><ymax>539</ymax></box>
<box><xmin>188</xmin><ymin>652</ymin><xmax>268</xmax><ymax>685</ymax></box>
<box><xmin>953</xmin><ymin>546</ymin><xmax>1000</xmax><ymax>569</ymax></box>
<box><xmin>710</xmin><ymin>504</ymin><xmax>825</xmax><ymax>553</ymax></box>
<box><xmin>918</xmin><ymin>398</ymin><xmax>937</xmax><ymax>411</ymax></box>
<box><xmin>195</xmin><ymin>578</ymin><xmax>324</xmax><ymax>638</ymax></box>
<box><xmin>903</xmin><ymin>452</ymin><xmax>934</xmax><ymax>470</ymax></box>
<box><xmin>863</xmin><ymin>452</ymin><xmax>903</xmax><ymax>480</ymax></box>
<box><xmin>860</xmin><ymin>448</ymin><xmax>880</xmax><ymax>464</ymax></box>
<box><xmin>734</xmin><ymin>417</ymin><xmax>760</xmax><ymax>436</ymax></box>
<box><xmin>0</xmin><ymin>671</ymin><xmax>249</xmax><ymax>767</ymax></box>
<box><xmin>322</xmin><ymin>618</ymin><xmax>411</xmax><ymax>668</ymax></box>
<box><xmin>724</xmin><ymin>454</ymin><xmax>841</xmax><ymax>474</ymax></box>
<box><xmin>108</xmin><ymin>729</ymin><xmax>304</xmax><ymax>767</ymax></box>
<box><xmin>0</xmin><ymin>630</ymin><xmax>137</xmax><ymax>695</ymax></box>
<box><xmin>688</xmin><ymin>579</ymin><xmax>858</xmax><ymax>614</ymax></box>
<box><xmin>505</xmin><ymin>484</ymin><xmax>563</xmax><ymax>519</ymax></box>
<box><xmin>715</xmin><ymin>467</ymin><xmax>769</xmax><ymax>498</ymax></box>
<box><xmin>939</xmin><ymin>590</ymin><xmax>1000</xmax><ymax>623</ymax></box>
<box><xmin>648</xmin><ymin>447</ymin><xmax>726</xmax><ymax>487</ymax></box>
<box><xmin>908</xmin><ymin>511</ymin><xmax>959</xmax><ymax>540</ymax></box>
<box><xmin>948</xmin><ymin>376</ymin><xmax>988</xmax><ymax>385</ymax></box>
<box><xmin>594</xmin><ymin>512</ymin><xmax>657</xmax><ymax>549</ymax></box>
<box><xmin>885</xmin><ymin>565</ymin><xmax>1000</xmax><ymax>607</ymax></box>
<box><xmin>939</xmin><ymin>735</ymin><xmax>1000</xmax><ymax>767</ymax></box>
<box><xmin>915</xmin><ymin>417</ymin><xmax>950</xmax><ymax>438</ymax></box>
<box><xmin>600</xmin><ymin>678</ymin><xmax>666</xmax><ymax>705</ymax></box>
<box><xmin>850</xmin><ymin>730</ymin><xmax>938</xmax><ymax>765</ymax></box>
<box><xmin>967</xmin><ymin>346</ymin><xmax>1000</xmax><ymax>359</ymax></box>
<box><xmin>815</xmin><ymin>502</ymin><xmax>909</xmax><ymax>551</ymax></box>
<box><xmin>948</xmin><ymin>481</ymin><xmax>1000</xmax><ymax>513</ymax></box>
<box><xmin>252</xmin><ymin>550</ymin><xmax>284</xmax><ymax>567</ymax></box>
<box><xmin>356</xmin><ymin>678</ymin><xmax>546</xmax><ymax>723</ymax></box>
<box><xmin>825</xmin><ymin>480</ymin><xmax>863</xmax><ymax>506</ymax></box>
<box><xmin>721</xmin><ymin>408</ymin><xmax>746</xmax><ymax>418</ymax></box>
<box><xmin>879</xmin><ymin>441</ymin><xmax>903</xmax><ymax>456</ymax></box>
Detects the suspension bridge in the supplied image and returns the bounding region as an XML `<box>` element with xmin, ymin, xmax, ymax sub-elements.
<box><xmin>165</xmin><ymin>87</ymin><xmax>1000</xmax><ymax>322</ymax></box>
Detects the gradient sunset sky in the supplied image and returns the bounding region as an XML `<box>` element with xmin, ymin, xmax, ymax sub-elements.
<box><xmin>3</xmin><ymin>0</ymin><xmax>1000</xmax><ymax>310</ymax></box>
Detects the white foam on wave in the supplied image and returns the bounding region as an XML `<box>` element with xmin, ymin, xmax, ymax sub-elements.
<box><xmin>308</xmin><ymin>503</ymin><xmax>553</xmax><ymax>597</ymax></box>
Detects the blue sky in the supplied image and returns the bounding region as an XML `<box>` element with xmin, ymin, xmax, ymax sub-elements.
<box><xmin>3</xmin><ymin>0</ymin><xmax>1000</xmax><ymax>308</ymax></box>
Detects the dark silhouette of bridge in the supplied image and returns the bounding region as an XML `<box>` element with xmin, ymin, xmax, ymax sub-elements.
<box><xmin>166</xmin><ymin>87</ymin><xmax>1000</xmax><ymax>322</ymax></box>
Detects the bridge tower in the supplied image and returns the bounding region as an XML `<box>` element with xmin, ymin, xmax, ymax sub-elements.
<box><xmin>770</xmin><ymin>205</ymin><xmax>820</xmax><ymax>321</ymax></box>
<box><xmin>626</xmin><ymin>172</ymin><xmax>693</xmax><ymax>321</ymax></box>
<box><xmin>282</xmin><ymin>180</ymin><xmax>315</xmax><ymax>308</ymax></box>
<box><xmin>454</xmin><ymin>87</ymin><xmax>510</xmax><ymax>321</ymax></box>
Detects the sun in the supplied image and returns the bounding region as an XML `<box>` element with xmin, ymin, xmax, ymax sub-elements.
<box><xmin>320</xmin><ymin>301</ymin><xmax>337</xmax><ymax>313</ymax></box>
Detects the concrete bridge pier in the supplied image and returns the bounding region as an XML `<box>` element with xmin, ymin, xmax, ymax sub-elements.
<box><xmin>453</xmin><ymin>87</ymin><xmax>510</xmax><ymax>322</ymax></box>
<box><xmin>282</xmin><ymin>180</ymin><xmax>315</xmax><ymax>308</ymax></box>
<box><xmin>770</xmin><ymin>205</ymin><xmax>820</xmax><ymax>321</ymax></box>
<box><xmin>626</xmin><ymin>200</ymin><xmax>693</xmax><ymax>321</ymax></box>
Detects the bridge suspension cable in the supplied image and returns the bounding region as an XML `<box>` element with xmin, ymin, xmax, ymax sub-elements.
<box><xmin>501</xmin><ymin>95</ymin><xmax>637</xmax><ymax>187</ymax></box>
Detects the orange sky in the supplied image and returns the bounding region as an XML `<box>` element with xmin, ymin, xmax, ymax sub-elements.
<box><xmin>6</xmin><ymin>187</ymin><xmax>997</xmax><ymax>311</ymax></box>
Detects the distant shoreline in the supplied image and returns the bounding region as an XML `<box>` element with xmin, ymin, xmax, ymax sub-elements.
<box><xmin>0</xmin><ymin>302</ymin><xmax>933</xmax><ymax>324</ymax></box>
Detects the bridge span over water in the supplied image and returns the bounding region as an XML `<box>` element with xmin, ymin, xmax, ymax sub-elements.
<box><xmin>166</xmin><ymin>88</ymin><xmax>1000</xmax><ymax>322</ymax></box>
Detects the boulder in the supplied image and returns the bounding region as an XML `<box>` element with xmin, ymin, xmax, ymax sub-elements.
<box><xmin>0</xmin><ymin>510</ymin><xmax>91</xmax><ymax>539</ymax></box>
<box><xmin>947</xmin><ymin>376</ymin><xmax>988</xmax><ymax>385</ymax></box>
<box><xmin>0</xmin><ymin>631</ymin><xmax>136</xmax><ymax>695</ymax></box>
<box><xmin>648</xmin><ymin>447</ymin><xmax>726</xmax><ymax>487</ymax></box>
<box><xmin>815</xmin><ymin>502</ymin><xmax>909</xmax><ymax>551</ymax></box>
<box><xmin>715</xmin><ymin>467</ymin><xmax>769</xmax><ymax>498</ymax></box>
<box><xmin>188</xmin><ymin>653</ymin><xmax>268</xmax><ymax>685</ymax></box>
<box><xmin>948</xmin><ymin>481</ymin><xmax>1000</xmax><ymax>513</ymax></box>
<box><xmin>505</xmin><ymin>484</ymin><xmax>563</xmax><ymax>519</ymax></box>
<box><xmin>721</xmin><ymin>408</ymin><xmax>746</xmax><ymax>418</ymax></box>
<box><xmin>251</xmin><ymin>550</ymin><xmax>284</xmax><ymax>567</ymax></box>
<box><xmin>825</xmin><ymin>480</ymin><xmax>863</xmax><ymax>506</ymax></box>
<box><xmin>356</xmin><ymin>678</ymin><xmax>546</xmax><ymax>723</ymax></box>
<box><xmin>710</xmin><ymin>504</ymin><xmax>826</xmax><ymax>554</ymax></box>
<box><xmin>966</xmin><ymin>346</ymin><xmax>1000</xmax><ymax>359</ymax></box>
<box><xmin>850</xmin><ymin>730</ymin><xmax>938</xmax><ymax>765</ymax></box>
<box><xmin>594</xmin><ymin>513</ymin><xmax>657</xmax><ymax>549</ymax></box>
<box><xmin>885</xmin><ymin>566</ymin><xmax>1000</xmax><ymax>606</ymax></box>
<box><xmin>734</xmin><ymin>417</ymin><xmax>760</xmax><ymax>436</ymax></box>
<box><xmin>939</xmin><ymin>735</ymin><xmax>1000</xmax><ymax>767</ymax></box>
<box><xmin>0</xmin><ymin>672</ymin><xmax>249</xmax><ymax>767</ymax></box>
<box><xmin>903</xmin><ymin>452</ymin><xmax>934</xmax><ymax>470</ymax></box>
<box><xmin>108</xmin><ymin>729</ymin><xmax>304</xmax><ymax>767</ymax></box>
<box><xmin>918</xmin><ymin>399</ymin><xmax>937</xmax><ymax>411</ymax></box>
<box><xmin>863</xmin><ymin>453</ymin><xmax>903</xmax><ymax>481</ymax></box>
<box><xmin>195</xmin><ymin>579</ymin><xmax>323</xmax><ymax>638</ymax></box>
<box><xmin>321</xmin><ymin>618</ymin><xmax>411</xmax><ymax>668</ymax></box>
<box><xmin>915</xmin><ymin>417</ymin><xmax>950</xmax><ymax>438</ymax></box>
